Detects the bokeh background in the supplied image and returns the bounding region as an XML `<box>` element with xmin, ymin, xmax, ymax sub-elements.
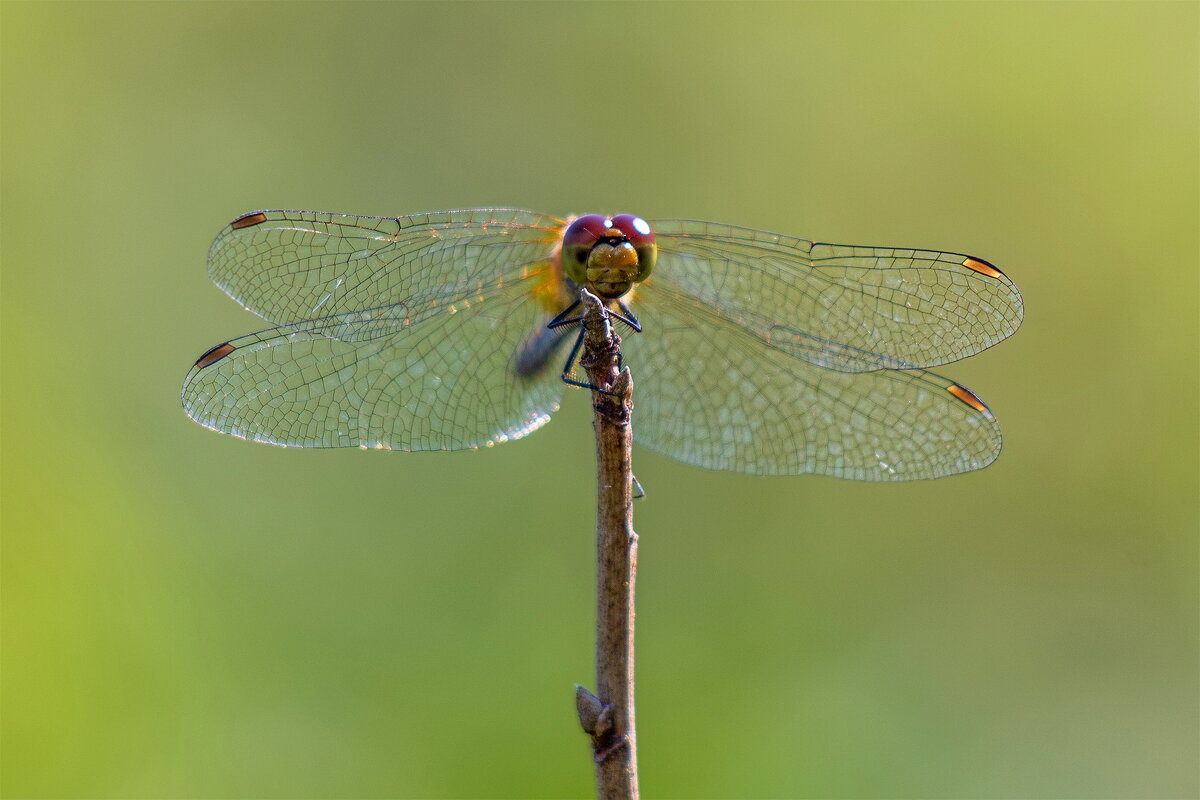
<box><xmin>3</xmin><ymin>2</ymin><xmax>1196</xmax><ymax>798</ymax></box>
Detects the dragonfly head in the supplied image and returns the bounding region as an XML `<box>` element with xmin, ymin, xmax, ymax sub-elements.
<box><xmin>560</xmin><ymin>213</ymin><xmax>656</xmax><ymax>300</ymax></box>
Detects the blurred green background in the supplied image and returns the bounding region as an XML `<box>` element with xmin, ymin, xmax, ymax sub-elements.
<box><xmin>2</xmin><ymin>2</ymin><xmax>1196</xmax><ymax>798</ymax></box>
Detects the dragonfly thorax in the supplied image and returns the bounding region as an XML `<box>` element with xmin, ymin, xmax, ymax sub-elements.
<box><xmin>559</xmin><ymin>213</ymin><xmax>657</xmax><ymax>300</ymax></box>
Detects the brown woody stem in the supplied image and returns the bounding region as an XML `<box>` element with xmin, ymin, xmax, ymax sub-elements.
<box><xmin>573</xmin><ymin>289</ymin><xmax>638</xmax><ymax>800</ymax></box>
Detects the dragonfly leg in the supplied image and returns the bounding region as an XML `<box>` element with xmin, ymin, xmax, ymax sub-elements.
<box><xmin>551</xmin><ymin>294</ymin><xmax>641</xmax><ymax>388</ymax></box>
<box><xmin>558</xmin><ymin>326</ymin><xmax>623</xmax><ymax>396</ymax></box>
<box><xmin>558</xmin><ymin>327</ymin><xmax>589</xmax><ymax>389</ymax></box>
<box><xmin>547</xmin><ymin>299</ymin><xmax>582</xmax><ymax>331</ymax></box>
<box><xmin>556</xmin><ymin>290</ymin><xmax>643</xmax><ymax>397</ymax></box>
<box><xmin>607</xmin><ymin>301</ymin><xmax>641</xmax><ymax>371</ymax></box>
<box><xmin>550</xmin><ymin>298</ymin><xmax>640</xmax><ymax>334</ymax></box>
<box><xmin>612</xmin><ymin>299</ymin><xmax>642</xmax><ymax>332</ymax></box>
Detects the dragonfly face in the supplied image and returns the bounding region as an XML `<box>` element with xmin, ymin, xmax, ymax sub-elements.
<box><xmin>182</xmin><ymin>208</ymin><xmax>1022</xmax><ymax>480</ymax></box>
<box><xmin>559</xmin><ymin>214</ymin><xmax>656</xmax><ymax>300</ymax></box>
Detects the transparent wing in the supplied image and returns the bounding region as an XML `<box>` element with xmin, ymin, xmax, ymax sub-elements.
<box><xmin>181</xmin><ymin>269</ymin><xmax>570</xmax><ymax>449</ymax></box>
<box><xmin>207</xmin><ymin>208</ymin><xmax>564</xmax><ymax>325</ymax></box>
<box><xmin>648</xmin><ymin>219</ymin><xmax>1023</xmax><ymax>372</ymax></box>
<box><xmin>623</xmin><ymin>275</ymin><xmax>1003</xmax><ymax>479</ymax></box>
<box><xmin>184</xmin><ymin>208</ymin><xmax>571</xmax><ymax>449</ymax></box>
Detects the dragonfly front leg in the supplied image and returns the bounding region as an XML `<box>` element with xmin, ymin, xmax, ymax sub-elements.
<box><xmin>552</xmin><ymin>292</ymin><xmax>639</xmax><ymax>396</ymax></box>
<box><xmin>610</xmin><ymin>299</ymin><xmax>641</xmax><ymax>333</ymax></box>
<box><xmin>549</xmin><ymin>298</ymin><xmax>641</xmax><ymax>334</ymax></box>
<box><xmin>609</xmin><ymin>300</ymin><xmax>640</xmax><ymax>372</ymax></box>
<box><xmin>557</xmin><ymin>326</ymin><xmax>631</xmax><ymax>398</ymax></box>
<box><xmin>547</xmin><ymin>298</ymin><xmax>581</xmax><ymax>331</ymax></box>
<box><xmin>550</xmin><ymin>297</ymin><xmax>640</xmax><ymax>387</ymax></box>
<box><xmin>557</xmin><ymin>326</ymin><xmax>596</xmax><ymax>392</ymax></box>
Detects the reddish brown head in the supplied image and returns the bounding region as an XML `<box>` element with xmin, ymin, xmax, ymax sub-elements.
<box><xmin>559</xmin><ymin>214</ymin><xmax>656</xmax><ymax>300</ymax></box>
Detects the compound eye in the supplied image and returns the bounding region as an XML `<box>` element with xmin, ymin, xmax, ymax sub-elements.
<box><xmin>560</xmin><ymin>214</ymin><xmax>608</xmax><ymax>282</ymax></box>
<box><xmin>609</xmin><ymin>214</ymin><xmax>653</xmax><ymax>245</ymax></box>
<box><xmin>610</xmin><ymin>214</ymin><xmax>656</xmax><ymax>280</ymax></box>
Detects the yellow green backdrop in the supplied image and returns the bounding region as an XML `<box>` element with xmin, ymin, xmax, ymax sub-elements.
<box><xmin>3</xmin><ymin>2</ymin><xmax>1196</xmax><ymax>797</ymax></box>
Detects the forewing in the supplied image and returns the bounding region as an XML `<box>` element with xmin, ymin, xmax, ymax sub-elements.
<box><xmin>208</xmin><ymin>209</ymin><xmax>563</xmax><ymax>325</ymax></box>
<box><xmin>649</xmin><ymin>219</ymin><xmax>1023</xmax><ymax>371</ymax></box>
<box><xmin>182</xmin><ymin>263</ymin><xmax>569</xmax><ymax>450</ymax></box>
<box><xmin>623</xmin><ymin>277</ymin><xmax>1003</xmax><ymax>479</ymax></box>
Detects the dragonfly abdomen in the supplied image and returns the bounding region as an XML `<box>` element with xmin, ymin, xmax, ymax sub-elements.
<box><xmin>513</xmin><ymin>320</ymin><xmax>573</xmax><ymax>378</ymax></box>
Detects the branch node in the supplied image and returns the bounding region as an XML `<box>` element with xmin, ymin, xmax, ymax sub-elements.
<box><xmin>592</xmin><ymin>733</ymin><xmax>630</xmax><ymax>764</ymax></box>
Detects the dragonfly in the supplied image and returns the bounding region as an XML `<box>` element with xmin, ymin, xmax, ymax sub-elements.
<box><xmin>182</xmin><ymin>209</ymin><xmax>1022</xmax><ymax>480</ymax></box>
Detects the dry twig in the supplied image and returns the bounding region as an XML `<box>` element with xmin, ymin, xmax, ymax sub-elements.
<box><xmin>573</xmin><ymin>289</ymin><xmax>639</xmax><ymax>799</ymax></box>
